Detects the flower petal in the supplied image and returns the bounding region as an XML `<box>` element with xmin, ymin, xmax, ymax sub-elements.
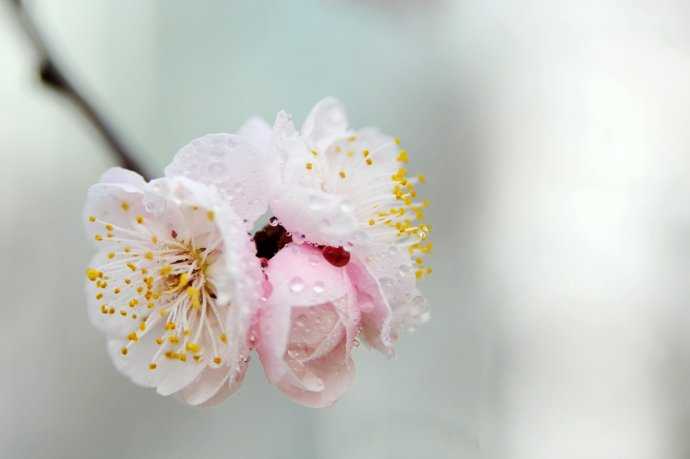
<box><xmin>165</xmin><ymin>133</ymin><xmax>271</xmax><ymax>227</ymax></box>
<box><xmin>300</xmin><ymin>97</ymin><xmax>349</xmax><ymax>151</ymax></box>
<box><xmin>275</xmin><ymin>339</ymin><xmax>355</xmax><ymax>408</ymax></box>
<box><xmin>346</xmin><ymin>259</ymin><xmax>393</xmax><ymax>354</ymax></box>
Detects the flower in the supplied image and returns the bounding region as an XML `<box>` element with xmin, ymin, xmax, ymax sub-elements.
<box><xmin>255</xmin><ymin>244</ymin><xmax>361</xmax><ymax>407</ymax></box>
<box><xmin>268</xmin><ymin>98</ymin><xmax>432</xmax><ymax>340</ymax></box>
<box><xmin>84</xmin><ymin>167</ymin><xmax>262</xmax><ymax>405</ymax></box>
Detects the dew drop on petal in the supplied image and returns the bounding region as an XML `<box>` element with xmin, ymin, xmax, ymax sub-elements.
<box><xmin>380</xmin><ymin>277</ymin><xmax>395</xmax><ymax>292</ymax></box>
<box><xmin>339</xmin><ymin>201</ymin><xmax>353</xmax><ymax>213</ymax></box>
<box><xmin>322</xmin><ymin>246</ymin><xmax>350</xmax><ymax>267</ymax></box>
<box><xmin>269</xmin><ymin>216</ymin><xmax>279</xmax><ymax>227</ymax></box>
<box><xmin>289</xmin><ymin>277</ymin><xmax>305</xmax><ymax>293</ymax></box>
<box><xmin>207</xmin><ymin>161</ymin><xmax>226</xmax><ymax>178</ymax></box>
<box><xmin>312</xmin><ymin>281</ymin><xmax>325</xmax><ymax>295</ymax></box>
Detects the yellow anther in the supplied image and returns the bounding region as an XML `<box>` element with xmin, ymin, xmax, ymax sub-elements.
<box><xmin>347</xmin><ymin>135</ymin><xmax>357</xmax><ymax>142</ymax></box>
<box><xmin>136</xmin><ymin>286</ymin><xmax>144</xmax><ymax>294</ymax></box>
<box><xmin>120</xmin><ymin>347</ymin><xmax>128</xmax><ymax>356</ymax></box>
<box><xmin>179</xmin><ymin>353</ymin><xmax>187</xmax><ymax>362</ymax></box>
<box><xmin>175</xmin><ymin>273</ymin><xmax>190</xmax><ymax>290</ymax></box>
<box><xmin>183</xmin><ymin>328</ymin><xmax>191</xmax><ymax>336</ymax></box>
<box><xmin>168</xmin><ymin>335</ymin><xmax>180</xmax><ymax>344</ymax></box>
<box><xmin>310</xmin><ymin>148</ymin><xmax>318</xmax><ymax>157</ymax></box>
<box><xmin>121</xmin><ymin>202</ymin><xmax>130</xmax><ymax>212</ymax></box>
<box><xmin>396</xmin><ymin>150</ymin><xmax>409</xmax><ymax>163</ymax></box>
<box><xmin>368</xmin><ymin>219</ymin><xmax>375</xmax><ymax>226</ymax></box>
<box><xmin>88</xmin><ymin>215</ymin><xmax>96</xmax><ymax>223</ymax></box>
<box><xmin>155</xmin><ymin>337</ymin><xmax>164</xmax><ymax>345</ymax></box>
<box><xmin>415</xmin><ymin>270</ymin><xmax>425</xmax><ymax>279</ymax></box>
<box><xmin>335</xmin><ymin>146</ymin><xmax>342</xmax><ymax>153</ymax></box>
<box><xmin>124</xmin><ymin>278</ymin><xmax>132</xmax><ymax>285</ymax></box>
<box><xmin>418</xmin><ymin>174</ymin><xmax>426</xmax><ymax>184</ymax></box>
<box><xmin>147</xmin><ymin>302</ymin><xmax>155</xmax><ymax>309</ymax></box>
<box><xmin>339</xmin><ymin>170</ymin><xmax>347</xmax><ymax>179</ymax></box>
<box><xmin>193</xmin><ymin>355</ymin><xmax>203</xmax><ymax>362</ymax></box>
<box><xmin>186</xmin><ymin>342</ymin><xmax>200</xmax><ymax>353</ymax></box>
<box><xmin>124</xmin><ymin>246</ymin><xmax>131</xmax><ymax>253</ymax></box>
<box><xmin>213</xmin><ymin>356</ymin><xmax>222</xmax><ymax>365</ymax></box>
<box><xmin>148</xmin><ymin>363</ymin><xmax>157</xmax><ymax>370</ymax></box>
<box><xmin>366</xmin><ymin>158</ymin><xmax>373</xmax><ymax>166</ymax></box>
<box><xmin>306</xmin><ymin>162</ymin><xmax>313</xmax><ymax>170</ymax></box>
<box><xmin>139</xmin><ymin>322</ymin><xmax>146</xmax><ymax>331</ymax></box>
<box><xmin>135</xmin><ymin>215</ymin><xmax>144</xmax><ymax>224</ymax></box>
<box><xmin>126</xmin><ymin>262</ymin><xmax>137</xmax><ymax>272</ymax></box>
<box><xmin>165</xmin><ymin>322</ymin><xmax>176</xmax><ymax>330</ymax></box>
<box><xmin>141</xmin><ymin>268</ymin><xmax>148</xmax><ymax>275</ymax></box>
<box><xmin>108</xmin><ymin>307</ymin><xmax>115</xmax><ymax>315</ymax></box>
<box><xmin>113</xmin><ymin>288</ymin><xmax>121</xmax><ymax>295</ymax></box>
<box><xmin>131</xmin><ymin>313</ymin><xmax>138</xmax><ymax>319</ymax></box>
<box><xmin>346</xmin><ymin>150</ymin><xmax>354</xmax><ymax>157</ymax></box>
<box><xmin>86</xmin><ymin>268</ymin><xmax>101</xmax><ymax>282</ymax></box>
<box><xmin>105</xmin><ymin>224</ymin><xmax>114</xmax><ymax>231</ymax></box>
<box><xmin>129</xmin><ymin>299</ymin><xmax>138</xmax><ymax>308</ymax></box>
<box><xmin>395</xmin><ymin>137</ymin><xmax>401</xmax><ymax>145</ymax></box>
<box><xmin>96</xmin><ymin>293</ymin><xmax>103</xmax><ymax>300</ymax></box>
<box><xmin>120</xmin><ymin>310</ymin><xmax>127</xmax><ymax>317</ymax></box>
<box><xmin>159</xmin><ymin>265</ymin><xmax>172</xmax><ymax>276</ymax></box>
<box><xmin>94</xmin><ymin>234</ymin><xmax>103</xmax><ymax>241</ymax></box>
<box><xmin>150</xmin><ymin>235</ymin><xmax>158</xmax><ymax>244</ymax></box>
<box><xmin>107</xmin><ymin>252</ymin><xmax>115</xmax><ymax>259</ymax></box>
<box><xmin>415</xmin><ymin>257</ymin><xmax>424</xmax><ymax>265</ymax></box>
<box><xmin>219</xmin><ymin>333</ymin><xmax>228</xmax><ymax>344</ymax></box>
<box><xmin>127</xmin><ymin>332</ymin><xmax>138</xmax><ymax>342</ymax></box>
<box><xmin>187</xmin><ymin>287</ymin><xmax>200</xmax><ymax>310</ymax></box>
<box><xmin>362</xmin><ymin>149</ymin><xmax>370</xmax><ymax>157</ymax></box>
<box><xmin>100</xmin><ymin>305</ymin><xmax>108</xmax><ymax>314</ymax></box>
<box><xmin>207</xmin><ymin>210</ymin><xmax>215</xmax><ymax>221</ymax></box>
<box><xmin>144</xmin><ymin>251</ymin><xmax>154</xmax><ymax>261</ymax></box>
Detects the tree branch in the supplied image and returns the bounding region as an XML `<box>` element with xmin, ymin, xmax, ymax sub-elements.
<box><xmin>8</xmin><ymin>0</ymin><xmax>149</xmax><ymax>179</ymax></box>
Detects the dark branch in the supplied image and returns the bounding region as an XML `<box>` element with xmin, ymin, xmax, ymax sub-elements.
<box><xmin>8</xmin><ymin>0</ymin><xmax>149</xmax><ymax>179</ymax></box>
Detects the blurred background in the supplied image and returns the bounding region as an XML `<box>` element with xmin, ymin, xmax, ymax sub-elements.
<box><xmin>2</xmin><ymin>0</ymin><xmax>690</xmax><ymax>458</ymax></box>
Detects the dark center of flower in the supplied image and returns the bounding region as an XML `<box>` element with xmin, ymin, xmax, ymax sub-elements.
<box><xmin>254</xmin><ymin>221</ymin><xmax>293</xmax><ymax>260</ymax></box>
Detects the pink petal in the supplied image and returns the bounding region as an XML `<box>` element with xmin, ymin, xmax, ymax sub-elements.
<box><xmin>347</xmin><ymin>258</ymin><xmax>394</xmax><ymax>355</ymax></box>
<box><xmin>256</xmin><ymin>243</ymin><xmax>359</xmax><ymax>407</ymax></box>
<box><xmin>274</xmin><ymin>340</ymin><xmax>355</xmax><ymax>408</ymax></box>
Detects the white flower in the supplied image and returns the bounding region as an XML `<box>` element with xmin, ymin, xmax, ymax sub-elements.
<box><xmin>268</xmin><ymin>98</ymin><xmax>432</xmax><ymax>337</ymax></box>
<box><xmin>83</xmin><ymin>167</ymin><xmax>262</xmax><ymax>405</ymax></box>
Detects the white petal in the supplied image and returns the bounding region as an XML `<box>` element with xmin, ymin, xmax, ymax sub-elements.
<box><xmin>238</xmin><ymin>116</ymin><xmax>272</xmax><ymax>154</ymax></box>
<box><xmin>165</xmin><ymin>133</ymin><xmax>271</xmax><ymax>227</ymax></box>
<box><xmin>300</xmin><ymin>97</ymin><xmax>349</xmax><ymax>151</ymax></box>
<box><xmin>99</xmin><ymin>167</ymin><xmax>147</xmax><ymax>187</ymax></box>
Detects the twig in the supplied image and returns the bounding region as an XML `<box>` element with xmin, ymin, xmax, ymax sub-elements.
<box><xmin>7</xmin><ymin>0</ymin><xmax>149</xmax><ymax>179</ymax></box>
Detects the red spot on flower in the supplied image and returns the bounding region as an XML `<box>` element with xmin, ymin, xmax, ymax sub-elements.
<box><xmin>322</xmin><ymin>246</ymin><xmax>350</xmax><ymax>267</ymax></box>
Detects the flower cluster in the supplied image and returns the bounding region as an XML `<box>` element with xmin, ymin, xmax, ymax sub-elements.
<box><xmin>83</xmin><ymin>98</ymin><xmax>431</xmax><ymax>407</ymax></box>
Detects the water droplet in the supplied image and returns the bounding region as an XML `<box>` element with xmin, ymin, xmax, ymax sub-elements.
<box><xmin>322</xmin><ymin>246</ymin><xmax>351</xmax><ymax>267</ymax></box>
<box><xmin>380</xmin><ymin>277</ymin><xmax>395</xmax><ymax>292</ymax></box>
<box><xmin>398</xmin><ymin>264</ymin><xmax>412</xmax><ymax>277</ymax></box>
<box><xmin>269</xmin><ymin>216</ymin><xmax>279</xmax><ymax>227</ymax></box>
<box><xmin>289</xmin><ymin>277</ymin><xmax>305</xmax><ymax>293</ymax></box>
<box><xmin>312</xmin><ymin>282</ymin><xmax>325</xmax><ymax>294</ymax></box>
<box><xmin>207</xmin><ymin>161</ymin><xmax>226</xmax><ymax>177</ymax></box>
<box><xmin>339</xmin><ymin>201</ymin><xmax>353</xmax><ymax>213</ymax></box>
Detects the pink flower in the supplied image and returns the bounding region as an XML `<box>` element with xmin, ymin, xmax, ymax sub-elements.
<box><xmin>256</xmin><ymin>243</ymin><xmax>391</xmax><ymax>407</ymax></box>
